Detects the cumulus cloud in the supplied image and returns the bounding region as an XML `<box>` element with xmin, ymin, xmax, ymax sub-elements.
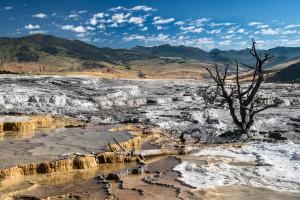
<box><xmin>123</xmin><ymin>33</ymin><xmax>169</xmax><ymax>43</ymax></box>
<box><xmin>128</xmin><ymin>16</ymin><xmax>144</xmax><ymax>26</ymax></box>
<box><xmin>25</xmin><ymin>24</ymin><xmax>40</xmax><ymax>30</ymax></box>
<box><xmin>281</xmin><ymin>29</ymin><xmax>298</xmax><ymax>34</ymax></box>
<box><xmin>221</xmin><ymin>34</ymin><xmax>234</xmax><ymax>39</ymax></box>
<box><xmin>248</xmin><ymin>22</ymin><xmax>270</xmax><ymax>29</ymax></box>
<box><xmin>62</xmin><ymin>25</ymin><xmax>86</xmax><ymax>33</ymax></box>
<box><xmin>256</xmin><ymin>28</ymin><xmax>298</xmax><ymax>35</ymax></box>
<box><xmin>191</xmin><ymin>18</ymin><xmax>210</xmax><ymax>26</ymax></box>
<box><xmin>131</xmin><ymin>5</ymin><xmax>155</xmax><ymax>12</ymax></box>
<box><xmin>89</xmin><ymin>13</ymin><xmax>105</xmax><ymax>25</ymax></box>
<box><xmin>180</xmin><ymin>26</ymin><xmax>204</xmax><ymax>33</ymax></box>
<box><xmin>218</xmin><ymin>40</ymin><xmax>232</xmax><ymax>46</ymax></box>
<box><xmin>112</xmin><ymin>13</ymin><xmax>131</xmax><ymax>24</ymax></box>
<box><xmin>123</xmin><ymin>34</ymin><xmax>146</xmax><ymax>41</ymax></box>
<box><xmin>192</xmin><ymin>37</ymin><xmax>214</xmax><ymax>45</ymax></box>
<box><xmin>208</xmin><ymin>29</ymin><xmax>221</xmax><ymax>34</ymax></box>
<box><xmin>260</xmin><ymin>28</ymin><xmax>280</xmax><ymax>35</ymax></box>
<box><xmin>33</xmin><ymin>13</ymin><xmax>47</xmax><ymax>18</ymax></box>
<box><xmin>153</xmin><ymin>16</ymin><xmax>175</xmax><ymax>25</ymax></box>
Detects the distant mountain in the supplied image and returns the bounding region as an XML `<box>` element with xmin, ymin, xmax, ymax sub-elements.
<box><xmin>1</xmin><ymin>34</ymin><xmax>300</xmax><ymax>80</ymax></box>
<box><xmin>132</xmin><ymin>44</ymin><xmax>210</xmax><ymax>60</ymax></box>
<box><xmin>0</xmin><ymin>34</ymin><xmax>156</xmax><ymax>71</ymax></box>
<box><xmin>133</xmin><ymin>44</ymin><xmax>300</xmax><ymax>68</ymax></box>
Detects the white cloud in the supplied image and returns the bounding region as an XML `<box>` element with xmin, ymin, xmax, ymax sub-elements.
<box><xmin>78</xmin><ymin>10</ymin><xmax>87</xmax><ymax>14</ymax></box>
<box><xmin>176</xmin><ymin>37</ymin><xmax>216</xmax><ymax>49</ymax></box>
<box><xmin>29</xmin><ymin>30</ymin><xmax>47</xmax><ymax>34</ymax></box>
<box><xmin>109</xmin><ymin>22</ymin><xmax>118</xmax><ymax>28</ymax></box>
<box><xmin>285</xmin><ymin>24</ymin><xmax>300</xmax><ymax>29</ymax></box>
<box><xmin>248</xmin><ymin>21</ymin><xmax>262</xmax><ymax>26</ymax></box>
<box><xmin>193</xmin><ymin>37</ymin><xmax>214</xmax><ymax>45</ymax></box>
<box><xmin>192</xmin><ymin>18</ymin><xmax>210</xmax><ymax>26</ymax></box>
<box><xmin>128</xmin><ymin>16</ymin><xmax>144</xmax><ymax>25</ymax></box>
<box><xmin>257</xmin><ymin>24</ymin><xmax>270</xmax><ymax>29</ymax></box>
<box><xmin>180</xmin><ymin>26</ymin><xmax>195</xmax><ymax>31</ymax></box>
<box><xmin>33</xmin><ymin>13</ymin><xmax>47</xmax><ymax>18</ymax></box>
<box><xmin>62</xmin><ymin>25</ymin><xmax>86</xmax><ymax>33</ymax></box>
<box><xmin>180</xmin><ymin>26</ymin><xmax>204</xmax><ymax>33</ymax></box>
<box><xmin>112</xmin><ymin>13</ymin><xmax>131</xmax><ymax>24</ymax></box>
<box><xmin>123</xmin><ymin>33</ymin><xmax>169</xmax><ymax>43</ymax></box>
<box><xmin>218</xmin><ymin>40</ymin><xmax>232</xmax><ymax>46</ymax></box>
<box><xmin>209</xmin><ymin>22</ymin><xmax>234</xmax><ymax>27</ymax></box>
<box><xmin>281</xmin><ymin>29</ymin><xmax>298</xmax><ymax>34</ymax></box>
<box><xmin>131</xmin><ymin>5</ymin><xmax>155</xmax><ymax>12</ymax></box>
<box><xmin>4</xmin><ymin>6</ymin><xmax>13</xmax><ymax>10</ymax></box>
<box><xmin>89</xmin><ymin>13</ymin><xmax>105</xmax><ymax>25</ymax></box>
<box><xmin>237</xmin><ymin>28</ymin><xmax>247</xmax><ymax>34</ymax></box>
<box><xmin>86</xmin><ymin>26</ymin><xmax>96</xmax><ymax>31</ymax></box>
<box><xmin>109</xmin><ymin>6</ymin><xmax>125</xmax><ymax>12</ymax></box>
<box><xmin>68</xmin><ymin>13</ymin><xmax>79</xmax><ymax>18</ymax></box>
<box><xmin>191</xmin><ymin>28</ymin><xmax>204</xmax><ymax>33</ymax></box>
<box><xmin>154</xmin><ymin>33</ymin><xmax>169</xmax><ymax>41</ymax></box>
<box><xmin>123</xmin><ymin>34</ymin><xmax>146</xmax><ymax>41</ymax></box>
<box><xmin>153</xmin><ymin>16</ymin><xmax>175</xmax><ymax>25</ymax></box>
<box><xmin>208</xmin><ymin>29</ymin><xmax>221</xmax><ymax>34</ymax></box>
<box><xmin>175</xmin><ymin>21</ymin><xmax>185</xmax><ymax>26</ymax></box>
<box><xmin>248</xmin><ymin>22</ymin><xmax>270</xmax><ymax>29</ymax></box>
<box><xmin>25</xmin><ymin>24</ymin><xmax>40</xmax><ymax>30</ymax></box>
<box><xmin>260</xmin><ymin>28</ymin><xmax>280</xmax><ymax>35</ymax></box>
<box><xmin>140</xmin><ymin>26</ymin><xmax>148</xmax><ymax>31</ymax></box>
<box><xmin>156</xmin><ymin>26</ymin><xmax>163</xmax><ymax>30</ymax></box>
<box><xmin>221</xmin><ymin>34</ymin><xmax>234</xmax><ymax>39</ymax></box>
<box><xmin>97</xmin><ymin>24</ymin><xmax>105</xmax><ymax>29</ymax></box>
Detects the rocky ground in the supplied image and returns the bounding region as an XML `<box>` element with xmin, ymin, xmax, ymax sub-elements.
<box><xmin>0</xmin><ymin>74</ymin><xmax>299</xmax><ymax>199</ymax></box>
<box><xmin>0</xmin><ymin>74</ymin><xmax>299</xmax><ymax>141</ymax></box>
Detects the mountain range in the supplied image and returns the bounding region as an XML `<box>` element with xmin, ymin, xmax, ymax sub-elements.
<box><xmin>0</xmin><ymin>34</ymin><xmax>299</xmax><ymax>82</ymax></box>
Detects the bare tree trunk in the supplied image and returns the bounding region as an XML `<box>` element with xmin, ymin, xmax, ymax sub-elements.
<box><xmin>206</xmin><ymin>39</ymin><xmax>280</xmax><ymax>137</ymax></box>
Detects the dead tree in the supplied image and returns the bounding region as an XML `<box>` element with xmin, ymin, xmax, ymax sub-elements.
<box><xmin>206</xmin><ymin>39</ymin><xmax>280</xmax><ymax>137</ymax></box>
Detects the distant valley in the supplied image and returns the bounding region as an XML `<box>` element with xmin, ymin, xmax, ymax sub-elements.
<box><xmin>0</xmin><ymin>34</ymin><xmax>299</xmax><ymax>82</ymax></box>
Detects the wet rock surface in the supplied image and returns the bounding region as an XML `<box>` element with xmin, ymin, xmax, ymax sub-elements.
<box><xmin>0</xmin><ymin>75</ymin><xmax>300</xmax><ymax>199</ymax></box>
<box><xmin>0</xmin><ymin>125</ymin><xmax>133</xmax><ymax>169</ymax></box>
<box><xmin>0</xmin><ymin>75</ymin><xmax>299</xmax><ymax>143</ymax></box>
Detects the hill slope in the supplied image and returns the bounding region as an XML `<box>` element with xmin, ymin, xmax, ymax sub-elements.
<box><xmin>268</xmin><ymin>61</ymin><xmax>300</xmax><ymax>83</ymax></box>
<box><xmin>1</xmin><ymin>34</ymin><xmax>300</xmax><ymax>81</ymax></box>
<box><xmin>0</xmin><ymin>34</ymin><xmax>157</xmax><ymax>72</ymax></box>
<box><xmin>133</xmin><ymin>44</ymin><xmax>300</xmax><ymax>68</ymax></box>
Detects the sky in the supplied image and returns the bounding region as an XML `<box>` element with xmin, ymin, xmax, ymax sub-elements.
<box><xmin>1</xmin><ymin>0</ymin><xmax>300</xmax><ymax>50</ymax></box>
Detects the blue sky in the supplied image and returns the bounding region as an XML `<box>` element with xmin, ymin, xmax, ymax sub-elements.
<box><xmin>1</xmin><ymin>0</ymin><xmax>300</xmax><ymax>50</ymax></box>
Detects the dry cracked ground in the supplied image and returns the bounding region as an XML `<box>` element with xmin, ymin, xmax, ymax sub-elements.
<box><xmin>0</xmin><ymin>74</ymin><xmax>299</xmax><ymax>199</ymax></box>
